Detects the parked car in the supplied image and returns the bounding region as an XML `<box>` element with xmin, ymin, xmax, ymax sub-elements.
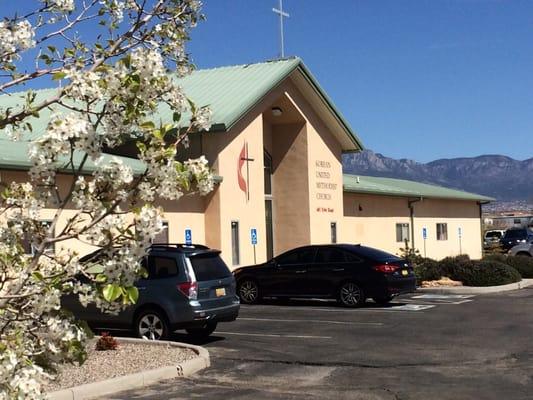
<box><xmin>509</xmin><ymin>242</ymin><xmax>533</xmax><ymax>257</ymax></box>
<box><xmin>62</xmin><ymin>244</ymin><xmax>240</xmax><ymax>340</ymax></box>
<box><xmin>233</xmin><ymin>244</ymin><xmax>416</xmax><ymax>307</ymax></box>
<box><xmin>483</xmin><ymin>229</ymin><xmax>505</xmax><ymax>249</ymax></box>
<box><xmin>499</xmin><ymin>228</ymin><xmax>533</xmax><ymax>252</ymax></box>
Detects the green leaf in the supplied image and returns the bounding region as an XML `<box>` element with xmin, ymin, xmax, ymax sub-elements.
<box><xmin>140</xmin><ymin>121</ymin><xmax>155</xmax><ymax>130</ymax></box>
<box><xmin>32</xmin><ymin>271</ymin><xmax>44</xmax><ymax>281</ymax></box>
<box><xmin>52</xmin><ymin>72</ymin><xmax>66</xmax><ymax>80</ymax></box>
<box><xmin>125</xmin><ymin>286</ymin><xmax>139</xmax><ymax>303</ymax></box>
<box><xmin>102</xmin><ymin>284</ymin><xmax>122</xmax><ymax>302</ymax></box>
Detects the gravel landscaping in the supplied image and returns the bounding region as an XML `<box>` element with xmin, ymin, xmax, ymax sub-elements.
<box><xmin>44</xmin><ymin>339</ymin><xmax>197</xmax><ymax>393</ymax></box>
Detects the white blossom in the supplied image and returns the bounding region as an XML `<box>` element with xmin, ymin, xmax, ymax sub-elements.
<box><xmin>42</xmin><ymin>0</ymin><xmax>75</xmax><ymax>12</ymax></box>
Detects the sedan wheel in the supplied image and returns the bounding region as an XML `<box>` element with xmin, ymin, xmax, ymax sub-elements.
<box><xmin>338</xmin><ymin>282</ymin><xmax>365</xmax><ymax>307</ymax></box>
<box><xmin>238</xmin><ymin>280</ymin><xmax>260</xmax><ymax>304</ymax></box>
<box><xmin>135</xmin><ymin>309</ymin><xmax>169</xmax><ymax>340</ymax></box>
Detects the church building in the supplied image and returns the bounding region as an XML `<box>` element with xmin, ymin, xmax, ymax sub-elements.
<box><xmin>0</xmin><ymin>58</ymin><xmax>492</xmax><ymax>266</ymax></box>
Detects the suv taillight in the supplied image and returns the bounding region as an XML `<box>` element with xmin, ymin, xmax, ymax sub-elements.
<box><xmin>177</xmin><ymin>281</ymin><xmax>198</xmax><ymax>300</ymax></box>
<box><xmin>373</xmin><ymin>264</ymin><xmax>399</xmax><ymax>274</ymax></box>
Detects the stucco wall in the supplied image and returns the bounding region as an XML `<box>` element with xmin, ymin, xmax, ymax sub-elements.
<box><xmin>343</xmin><ymin>192</ymin><xmax>483</xmax><ymax>260</ymax></box>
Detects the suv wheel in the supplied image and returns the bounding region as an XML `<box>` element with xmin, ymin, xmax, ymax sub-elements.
<box><xmin>338</xmin><ymin>282</ymin><xmax>365</xmax><ymax>308</ymax></box>
<box><xmin>238</xmin><ymin>279</ymin><xmax>260</xmax><ymax>304</ymax></box>
<box><xmin>185</xmin><ymin>321</ymin><xmax>217</xmax><ymax>339</ymax></box>
<box><xmin>135</xmin><ymin>308</ymin><xmax>169</xmax><ymax>340</ymax></box>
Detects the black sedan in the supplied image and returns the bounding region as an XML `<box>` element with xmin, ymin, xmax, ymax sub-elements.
<box><xmin>233</xmin><ymin>244</ymin><xmax>416</xmax><ymax>307</ymax></box>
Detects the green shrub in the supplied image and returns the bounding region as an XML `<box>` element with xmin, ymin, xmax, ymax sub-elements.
<box><xmin>457</xmin><ymin>260</ymin><xmax>521</xmax><ymax>287</ymax></box>
<box><xmin>438</xmin><ymin>255</ymin><xmax>472</xmax><ymax>281</ymax></box>
<box><xmin>413</xmin><ymin>258</ymin><xmax>443</xmax><ymax>283</ymax></box>
<box><xmin>484</xmin><ymin>254</ymin><xmax>533</xmax><ymax>278</ymax></box>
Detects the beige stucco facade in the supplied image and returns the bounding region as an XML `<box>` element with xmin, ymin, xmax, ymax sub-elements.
<box><xmin>343</xmin><ymin>193</ymin><xmax>483</xmax><ymax>260</ymax></box>
<box><xmin>0</xmin><ymin>67</ymin><xmax>486</xmax><ymax>267</ymax></box>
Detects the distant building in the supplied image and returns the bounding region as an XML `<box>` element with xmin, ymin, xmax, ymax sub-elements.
<box><xmin>484</xmin><ymin>215</ymin><xmax>533</xmax><ymax>229</ymax></box>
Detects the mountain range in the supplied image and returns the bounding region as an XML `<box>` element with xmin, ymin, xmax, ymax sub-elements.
<box><xmin>342</xmin><ymin>150</ymin><xmax>533</xmax><ymax>202</ymax></box>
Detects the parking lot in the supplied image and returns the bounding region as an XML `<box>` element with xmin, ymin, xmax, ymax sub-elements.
<box><xmin>112</xmin><ymin>289</ymin><xmax>533</xmax><ymax>400</ymax></box>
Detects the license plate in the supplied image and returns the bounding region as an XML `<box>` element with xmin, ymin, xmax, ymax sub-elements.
<box><xmin>215</xmin><ymin>287</ymin><xmax>226</xmax><ymax>297</ymax></box>
<box><xmin>401</xmin><ymin>270</ymin><xmax>408</xmax><ymax>276</ymax></box>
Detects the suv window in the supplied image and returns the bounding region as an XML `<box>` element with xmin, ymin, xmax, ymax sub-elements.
<box><xmin>276</xmin><ymin>248</ymin><xmax>316</xmax><ymax>265</ymax></box>
<box><xmin>504</xmin><ymin>229</ymin><xmax>527</xmax><ymax>239</ymax></box>
<box><xmin>485</xmin><ymin>231</ymin><xmax>502</xmax><ymax>239</ymax></box>
<box><xmin>315</xmin><ymin>248</ymin><xmax>347</xmax><ymax>263</ymax></box>
<box><xmin>148</xmin><ymin>256</ymin><xmax>179</xmax><ymax>279</ymax></box>
<box><xmin>189</xmin><ymin>253</ymin><xmax>231</xmax><ymax>281</ymax></box>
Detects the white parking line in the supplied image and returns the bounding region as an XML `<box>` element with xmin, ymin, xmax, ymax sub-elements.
<box><xmin>396</xmin><ymin>298</ymin><xmax>473</xmax><ymax>305</ymax></box>
<box><xmin>242</xmin><ymin>305</ymin><xmax>432</xmax><ymax>313</ymax></box>
<box><xmin>238</xmin><ymin>317</ymin><xmax>384</xmax><ymax>326</ymax></box>
<box><xmin>216</xmin><ymin>331</ymin><xmax>332</xmax><ymax>339</ymax></box>
<box><xmin>412</xmin><ymin>294</ymin><xmax>475</xmax><ymax>299</ymax></box>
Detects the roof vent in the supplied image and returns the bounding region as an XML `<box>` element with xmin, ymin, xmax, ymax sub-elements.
<box><xmin>356</xmin><ymin>176</ymin><xmax>360</xmax><ymax>184</ymax></box>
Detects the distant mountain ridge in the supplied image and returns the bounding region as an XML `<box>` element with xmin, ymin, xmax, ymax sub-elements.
<box><xmin>342</xmin><ymin>150</ymin><xmax>533</xmax><ymax>201</ymax></box>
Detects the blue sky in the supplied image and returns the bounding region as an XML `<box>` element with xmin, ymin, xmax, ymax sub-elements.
<box><xmin>3</xmin><ymin>1</ymin><xmax>532</xmax><ymax>162</ymax></box>
<box><xmin>188</xmin><ymin>0</ymin><xmax>533</xmax><ymax>162</ymax></box>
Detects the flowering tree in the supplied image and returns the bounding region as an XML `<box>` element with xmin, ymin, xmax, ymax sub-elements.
<box><xmin>0</xmin><ymin>1</ymin><xmax>213</xmax><ymax>398</ymax></box>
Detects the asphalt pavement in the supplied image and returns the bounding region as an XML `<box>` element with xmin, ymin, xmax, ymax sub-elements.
<box><xmin>110</xmin><ymin>289</ymin><xmax>533</xmax><ymax>400</ymax></box>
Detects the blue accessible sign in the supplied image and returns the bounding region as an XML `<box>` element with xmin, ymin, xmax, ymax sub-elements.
<box><xmin>185</xmin><ymin>228</ymin><xmax>192</xmax><ymax>245</ymax></box>
<box><xmin>251</xmin><ymin>228</ymin><xmax>258</xmax><ymax>245</ymax></box>
<box><xmin>422</xmin><ymin>227</ymin><xmax>427</xmax><ymax>240</ymax></box>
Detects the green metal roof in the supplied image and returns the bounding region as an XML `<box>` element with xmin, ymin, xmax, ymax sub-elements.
<box><xmin>0</xmin><ymin>57</ymin><xmax>363</xmax><ymax>151</ymax></box>
<box><xmin>343</xmin><ymin>174</ymin><xmax>493</xmax><ymax>202</ymax></box>
<box><xmin>0</xmin><ymin>139</ymin><xmax>147</xmax><ymax>175</ymax></box>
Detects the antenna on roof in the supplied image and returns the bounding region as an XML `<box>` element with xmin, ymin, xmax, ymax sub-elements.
<box><xmin>272</xmin><ymin>0</ymin><xmax>290</xmax><ymax>59</ymax></box>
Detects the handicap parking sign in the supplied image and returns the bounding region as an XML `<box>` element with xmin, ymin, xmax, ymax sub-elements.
<box><xmin>185</xmin><ymin>228</ymin><xmax>192</xmax><ymax>245</ymax></box>
<box><xmin>422</xmin><ymin>227</ymin><xmax>427</xmax><ymax>240</ymax></box>
<box><xmin>251</xmin><ymin>228</ymin><xmax>257</xmax><ymax>245</ymax></box>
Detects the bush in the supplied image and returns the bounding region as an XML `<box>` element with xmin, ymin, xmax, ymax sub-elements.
<box><xmin>438</xmin><ymin>255</ymin><xmax>472</xmax><ymax>281</ymax></box>
<box><xmin>484</xmin><ymin>254</ymin><xmax>533</xmax><ymax>278</ymax></box>
<box><xmin>95</xmin><ymin>332</ymin><xmax>119</xmax><ymax>351</ymax></box>
<box><xmin>413</xmin><ymin>258</ymin><xmax>443</xmax><ymax>283</ymax></box>
<box><xmin>457</xmin><ymin>260</ymin><xmax>521</xmax><ymax>287</ymax></box>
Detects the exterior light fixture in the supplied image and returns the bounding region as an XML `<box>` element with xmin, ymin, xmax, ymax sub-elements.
<box><xmin>271</xmin><ymin>107</ymin><xmax>283</xmax><ymax>117</ymax></box>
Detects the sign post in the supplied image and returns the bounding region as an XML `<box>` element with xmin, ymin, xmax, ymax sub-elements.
<box><xmin>251</xmin><ymin>228</ymin><xmax>258</xmax><ymax>264</ymax></box>
<box><xmin>458</xmin><ymin>227</ymin><xmax>462</xmax><ymax>255</ymax></box>
<box><xmin>422</xmin><ymin>227</ymin><xmax>427</xmax><ymax>258</ymax></box>
<box><xmin>185</xmin><ymin>228</ymin><xmax>192</xmax><ymax>246</ymax></box>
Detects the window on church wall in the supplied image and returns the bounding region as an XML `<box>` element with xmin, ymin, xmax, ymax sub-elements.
<box><xmin>396</xmin><ymin>223</ymin><xmax>410</xmax><ymax>243</ymax></box>
<box><xmin>152</xmin><ymin>221</ymin><xmax>169</xmax><ymax>244</ymax></box>
<box><xmin>264</xmin><ymin>150</ymin><xmax>273</xmax><ymax>196</ymax></box>
<box><xmin>231</xmin><ymin>221</ymin><xmax>240</xmax><ymax>266</ymax></box>
<box><xmin>437</xmin><ymin>223</ymin><xmax>448</xmax><ymax>241</ymax></box>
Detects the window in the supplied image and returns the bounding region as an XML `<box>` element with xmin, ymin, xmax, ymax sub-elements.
<box><xmin>264</xmin><ymin>150</ymin><xmax>273</xmax><ymax>196</ymax></box>
<box><xmin>231</xmin><ymin>221</ymin><xmax>240</xmax><ymax>266</ymax></box>
<box><xmin>436</xmin><ymin>223</ymin><xmax>448</xmax><ymax>241</ymax></box>
<box><xmin>24</xmin><ymin>220</ymin><xmax>55</xmax><ymax>256</ymax></box>
<box><xmin>152</xmin><ymin>221</ymin><xmax>169</xmax><ymax>244</ymax></box>
<box><xmin>514</xmin><ymin>219</ymin><xmax>521</xmax><ymax>225</ymax></box>
<box><xmin>276</xmin><ymin>248</ymin><xmax>316</xmax><ymax>265</ymax></box>
<box><xmin>330</xmin><ymin>222</ymin><xmax>337</xmax><ymax>244</ymax></box>
<box><xmin>396</xmin><ymin>223</ymin><xmax>410</xmax><ymax>243</ymax></box>
<box><xmin>148</xmin><ymin>256</ymin><xmax>179</xmax><ymax>279</ymax></box>
<box><xmin>189</xmin><ymin>254</ymin><xmax>231</xmax><ymax>281</ymax></box>
<box><xmin>315</xmin><ymin>248</ymin><xmax>346</xmax><ymax>263</ymax></box>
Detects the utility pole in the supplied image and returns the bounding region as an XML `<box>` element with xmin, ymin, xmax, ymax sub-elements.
<box><xmin>272</xmin><ymin>0</ymin><xmax>290</xmax><ymax>58</ymax></box>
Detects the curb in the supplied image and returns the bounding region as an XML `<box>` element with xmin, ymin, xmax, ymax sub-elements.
<box><xmin>47</xmin><ymin>338</ymin><xmax>210</xmax><ymax>400</ymax></box>
<box><xmin>417</xmin><ymin>278</ymin><xmax>533</xmax><ymax>294</ymax></box>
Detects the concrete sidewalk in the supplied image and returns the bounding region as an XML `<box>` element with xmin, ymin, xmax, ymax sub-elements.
<box><xmin>418</xmin><ymin>278</ymin><xmax>533</xmax><ymax>294</ymax></box>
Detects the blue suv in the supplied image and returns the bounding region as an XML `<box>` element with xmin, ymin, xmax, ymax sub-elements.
<box><xmin>63</xmin><ymin>244</ymin><xmax>240</xmax><ymax>340</ymax></box>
